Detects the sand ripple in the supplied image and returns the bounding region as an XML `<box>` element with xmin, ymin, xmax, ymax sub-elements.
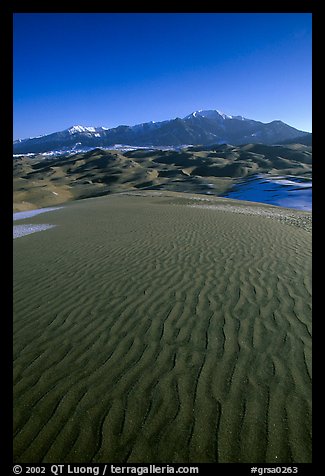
<box><xmin>13</xmin><ymin>194</ymin><xmax>312</xmax><ymax>463</ymax></box>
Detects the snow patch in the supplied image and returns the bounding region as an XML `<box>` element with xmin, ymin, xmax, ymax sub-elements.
<box><xmin>13</xmin><ymin>206</ymin><xmax>63</xmax><ymax>221</ymax></box>
<box><xmin>221</xmin><ymin>174</ymin><xmax>312</xmax><ymax>211</ymax></box>
<box><xmin>13</xmin><ymin>224</ymin><xmax>56</xmax><ymax>239</ymax></box>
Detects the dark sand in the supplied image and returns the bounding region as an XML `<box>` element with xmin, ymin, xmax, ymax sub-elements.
<box><xmin>13</xmin><ymin>192</ymin><xmax>312</xmax><ymax>463</ymax></box>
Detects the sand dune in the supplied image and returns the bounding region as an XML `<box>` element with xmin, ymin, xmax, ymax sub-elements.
<box><xmin>13</xmin><ymin>143</ymin><xmax>312</xmax><ymax>212</ymax></box>
<box><xmin>13</xmin><ymin>192</ymin><xmax>312</xmax><ymax>463</ymax></box>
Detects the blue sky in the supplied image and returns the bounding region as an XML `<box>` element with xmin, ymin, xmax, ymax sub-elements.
<box><xmin>13</xmin><ymin>13</ymin><xmax>312</xmax><ymax>139</ymax></box>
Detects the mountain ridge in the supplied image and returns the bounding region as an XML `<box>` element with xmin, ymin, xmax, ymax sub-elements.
<box><xmin>13</xmin><ymin>109</ymin><xmax>311</xmax><ymax>154</ymax></box>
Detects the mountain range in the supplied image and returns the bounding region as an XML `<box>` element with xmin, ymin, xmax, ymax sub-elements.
<box><xmin>13</xmin><ymin>109</ymin><xmax>311</xmax><ymax>154</ymax></box>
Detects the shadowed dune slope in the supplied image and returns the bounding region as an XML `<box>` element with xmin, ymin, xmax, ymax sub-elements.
<box><xmin>13</xmin><ymin>143</ymin><xmax>312</xmax><ymax>211</ymax></box>
<box><xmin>13</xmin><ymin>192</ymin><xmax>312</xmax><ymax>463</ymax></box>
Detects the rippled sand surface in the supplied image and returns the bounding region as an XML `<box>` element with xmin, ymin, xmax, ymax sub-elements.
<box><xmin>13</xmin><ymin>192</ymin><xmax>312</xmax><ymax>463</ymax></box>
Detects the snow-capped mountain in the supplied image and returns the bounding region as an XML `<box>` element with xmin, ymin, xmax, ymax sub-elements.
<box><xmin>184</xmin><ymin>109</ymin><xmax>234</xmax><ymax>120</ymax></box>
<box><xmin>13</xmin><ymin>109</ymin><xmax>311</xmax><ymax>154</ymax></box>
<box><xmin>67</xmin><ymin>125</ymin><xmax>110</xmax><ymax>135</ymax></box>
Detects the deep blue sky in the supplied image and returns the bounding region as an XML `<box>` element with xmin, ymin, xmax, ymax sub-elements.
<box><xmin>13</xmin><ymin>13</ymin><xmax>312</xmax><ymax>139</ymax></box>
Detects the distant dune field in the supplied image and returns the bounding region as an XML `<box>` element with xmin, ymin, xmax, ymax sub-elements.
<box><xmin>13</xmin><ymin>191</ymin><xmax>312</xmax><ymax>463</ymax></box>
<box><xmin>13</xmin><ymin>143</ymin><xmax>312</xmax><ymax>212</ymax></box>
